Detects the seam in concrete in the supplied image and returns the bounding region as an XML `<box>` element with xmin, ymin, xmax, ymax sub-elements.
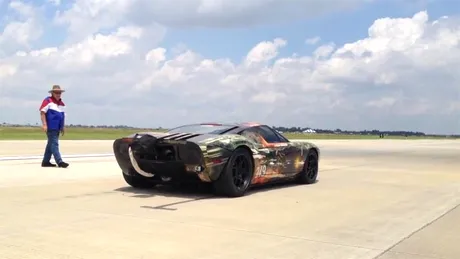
<box><xmin>372</xmin><ymin>202</ymin><xmax>460</xmax><ymax>259</ymax></box>
<box><xmin>377</xmin><ymin>251</ymin><xmax>443</xmax><ymax>259</ymax></box>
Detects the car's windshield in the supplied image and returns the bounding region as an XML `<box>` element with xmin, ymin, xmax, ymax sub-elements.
<box><xmin>167</xmin><ymin>124</ymin><xmax>234</xmax><ymax>134</ymax></box>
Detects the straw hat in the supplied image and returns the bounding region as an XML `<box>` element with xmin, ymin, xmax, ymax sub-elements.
<box><xmin>48</xmin><ymin>85</ymin><xmax>65</xmax><ymax>93</ymax></box>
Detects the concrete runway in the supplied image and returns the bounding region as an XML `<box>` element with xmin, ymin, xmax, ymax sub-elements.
<box><xmin>0</xmin><ymin>139</ymin><xmax>459</xmax><ymax>259</ymax></box>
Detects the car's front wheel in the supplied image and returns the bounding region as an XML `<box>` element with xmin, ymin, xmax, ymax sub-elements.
<box><xmin>212</xmin><ymin>148</ymin><xmax>254</xmax><ymax>197</ymax></box>
<box><xmin>297</xmin><ymin>149</ymin><xmax>319</xmax><ymax>184</ymax></box>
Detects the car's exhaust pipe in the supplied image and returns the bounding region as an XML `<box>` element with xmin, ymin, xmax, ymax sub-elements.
<box><xmin>128</xmin><ymin>146</ymin><xmax>155</xmax><ymax>178</ymax></box>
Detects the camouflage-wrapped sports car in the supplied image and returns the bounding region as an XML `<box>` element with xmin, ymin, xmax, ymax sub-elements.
<box><xmin>113</xmin><ymin>122</ymin><xmax>320</xmax><ymax>197</ymax></box>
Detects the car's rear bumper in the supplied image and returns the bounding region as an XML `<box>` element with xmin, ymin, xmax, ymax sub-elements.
<box><xmin>113</xmin><ymin>136</ymin><xmax>211</xmax><ymax>183</ymax></box>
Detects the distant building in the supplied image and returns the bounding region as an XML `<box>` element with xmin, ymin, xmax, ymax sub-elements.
<box><xmin>302</xmin><ymin>128</ymin><xmax>316</xmax><ymax>133</ymax></box>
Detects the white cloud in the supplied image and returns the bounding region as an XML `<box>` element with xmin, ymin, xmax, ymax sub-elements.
<box><xmin>306</xmin><ymin>36</ymin><xmax>321</xmax><ymax>45</ymax></box>
<box><xmin>47</xmin><ymin>0</ymin><xmax>61</xmax><ymax>6</ymax></box>
<box><xmin>0</xmin><ymin>1</ymin><xmax>43</xmax><ymax>55</ymax></box>
<box><xmin>53</xmin><ymin>0</ymin><xmax>133</xmax><ymax>41</ymax></box>
<box><xmin>0</xmin><ymin>64</ymin><xmax>17</xmax><ymax>79</ymax></box>
<box><xmin>313</xmin><ymin>43</ymin><xmax>336</xmax><ymax>59</ymax></box>
<box><xmin>53</xmin><ymin>0</ymin><xmax>373</xmax><ymax>34</ymax></box>
<box><xmin>0</xmin><ymin>3</ymin><xmax>459</xmax><ymax>134</ymax></box>
<box><xmin>245</xmin><ymin>38</ymin><xmax>287</xmax><ymax>64</ymax></box>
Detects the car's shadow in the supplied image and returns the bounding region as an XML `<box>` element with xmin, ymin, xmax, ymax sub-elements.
<box><xmin>248</xmin><ymin>179</ymin><xmax>319</xmax><ymax>194</ymax></box>
<box><xmin>113</xmin><ymin>179</ymin><xmax>319</xmax><ymax>210</ymax></box>
<box><xmin>114</xmin><ymin>183</ymin><xmax>214</xmax><ymax>199</ymax></box>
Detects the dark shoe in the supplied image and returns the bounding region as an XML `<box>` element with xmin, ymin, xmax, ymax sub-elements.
<box><xmin>42</xmin><ymin>161</ymin><xmax>56</xmax><ymax>167</ymax></box>
<box><xmin>58</xmin><ymin>162</ymin><xmax>69</xmax><ymax>168</ymax></box>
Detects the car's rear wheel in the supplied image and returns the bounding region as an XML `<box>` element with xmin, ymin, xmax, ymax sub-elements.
<box><xmin>122</xmin><ymin>171</ymin><xmax>157</xmax><ymax>189</ymax></box>
<box><xmin>212</xmin><ymin>148</ymin><xmax>254</xmax><ymax>197</ymax></box>
<box><xmin>297</xmin><ymin>149</ymin><xmax>319</xmax><ymax>184</ymax></box>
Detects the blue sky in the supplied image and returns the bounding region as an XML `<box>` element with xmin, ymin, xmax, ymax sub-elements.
<box><xmin>147</xmin><ymin>0</ymin><xmax>459</xmax><ymax>61</ymax></box>
<box><xmin>1</xmin><ymin>0</ymin><xmax>459</xmax><ymax>134</ymax></box>
<box><xmin>3</xmin><ymin>0</ymin><xmax>458</xmax><ymax>61</ymax></box>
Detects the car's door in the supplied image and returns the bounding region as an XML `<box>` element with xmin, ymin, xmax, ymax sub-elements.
<box><xmin>240</xmin><ymin>125</ymin><xmax>299</xmax><ymax>179</ymax></box>
<box><xmin>255</xmin><ymin>125</ymin><xmax>301</xmax><ymax>175</ymax></box>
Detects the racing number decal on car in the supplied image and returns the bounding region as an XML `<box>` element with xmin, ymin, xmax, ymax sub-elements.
<box><xmin>255</xmin><ymin>164</ymin><xmax>267</xmax><ymax>176</ymax></box>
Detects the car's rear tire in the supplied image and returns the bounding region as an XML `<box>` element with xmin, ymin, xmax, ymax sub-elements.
<box><xmin>297</xmin><ymin>149</ymin><xmax>319</xmax><ymax>184</ymax></box>
<box><xmin>212</xmin><ymin>148</ymin><xmax>254</xmax><ymax>197</ymax></box>
<box><xmin>122</xmin><ymin>171</ymin><xmax>157</xmax><ymax>189</ymax></box>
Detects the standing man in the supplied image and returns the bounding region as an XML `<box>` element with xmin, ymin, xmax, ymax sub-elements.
<box><xmin>39</xmin><ymin>85</ymin><xmax>69</xmax><ymax>168</ymax></box>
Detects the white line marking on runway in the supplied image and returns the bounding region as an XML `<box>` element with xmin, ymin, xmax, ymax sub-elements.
<box><xmin>0</xmin><ymin>153</ymin><xmax>114</xmax><ymax>161</ymax></box>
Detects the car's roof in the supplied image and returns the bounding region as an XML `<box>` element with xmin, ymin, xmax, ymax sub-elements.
<box><xmin>196</xmin><ymin>122</ymin><xmax>262</xmax><ymax>128</ymax></box>
<box><xmin>168</xmin><ymin>122</ymin><xmax>265</xmax><ymax>133</ymax></box>
<box><xmin>198</xmin><ymin>122</ymin><xmax>261</xmax><ymax>126</ymax></box>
